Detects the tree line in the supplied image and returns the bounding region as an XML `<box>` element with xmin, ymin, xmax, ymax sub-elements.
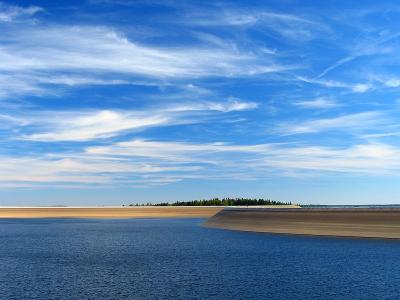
<box><xmin>128</xmin><ymin>198</ymin><xmax>291</xmax><ymax>206</ymax></box>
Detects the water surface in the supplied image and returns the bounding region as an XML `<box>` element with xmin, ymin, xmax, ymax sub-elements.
<box><xmin>1</xmin><ymin>218</ymin><xmax>399</xmax><ymax>299</ymax></box>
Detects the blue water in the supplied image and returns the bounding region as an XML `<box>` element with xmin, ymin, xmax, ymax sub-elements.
<box><xmin>1</xmin><ymin>219</ymin><xmax>399</xmax><ymax>299</ymax></box>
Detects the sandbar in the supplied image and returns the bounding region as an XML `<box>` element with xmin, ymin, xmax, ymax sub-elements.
<box><xmin>204</xmin><ymin>208</ymin><xmax>400</xmax><ymax>239</ymax></box>
<box><xmin>0</xmin><ymin>206</ymin><xmax>223</xmax><ymax>219</ymax></box>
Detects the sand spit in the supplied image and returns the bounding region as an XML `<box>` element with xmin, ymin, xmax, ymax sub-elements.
<box><xmin>0</xmin><ymin>206</ymin><xmax>223</xmax><ymax>219</ymax></box>
<box><xmin>204</xmin><ymin>208</ymin><xmax>400</xmax><ymax>239</ymax></box>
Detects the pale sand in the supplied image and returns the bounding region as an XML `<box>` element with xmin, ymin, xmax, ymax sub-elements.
<box><xmin>0</xmin><ymin>207</ymin><xmax>223</xmax><ymax>219</ymax></box>
<box><xmin>204</xmin><ymin>208</ymin><xmax>400</xmax><ymax>239</ymax></box>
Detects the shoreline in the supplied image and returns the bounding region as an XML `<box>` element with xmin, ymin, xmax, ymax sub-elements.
<box><xmin>204</xmin><ymin>208</ymin><xmax>400</xmax><ymax>239</ymax></box>
<box><xmin>0</xmin><ymin>205</ymin><xmax>299</xmax><ymax>219</ymax></box>
<box><xmin>0</xmin><ymin>207</ymin><xmax>223</xmax><ymax>219</ymax></box>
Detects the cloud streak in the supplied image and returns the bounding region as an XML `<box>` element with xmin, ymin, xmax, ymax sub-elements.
<box><xmin>0</xmin><ymin>22</ymin><xmax>296</xmax><ymax>100</ymax></box>
<box><xmin>278</xmin><ymin>112</ymin><xmax>384</xmax><ymax>135</ymax></box>
<box><xmin>256</xmin><ymin>143</ymin><xmax>400</xmax><ymax>175</ymax></box>
<box><xmin>293</xmin><ymin>97</ymin><xmax>340</xmax><ymax>109</ymax></box>
<box><xmin>297</xmin><ymin>76</ymin><xmax>372</xmax><ymax>93</ymax></box>
<box><xmin>14</xmin><ymin>99</ymin><xmax>257</xmax><ymax>142</ymax></box>
<box><xmin>185</xmin><ymin>8</ymin><xmax>327</xmax><ymax>41</ymax></box>
<box><xmin>0</xmin><ymin>2</ymin><xmax>42</xmax><ymax>23</ymax></box>
<box><xmin>0</xmin><ymin>26</ymin><xmax>281</xmax><ymax>77</ymax></box>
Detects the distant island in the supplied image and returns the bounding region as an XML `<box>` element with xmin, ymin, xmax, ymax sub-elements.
<box><xmin>128</xmin><ymin>198</ymin><xmax>292</xmax><ymax>206</ymax></box>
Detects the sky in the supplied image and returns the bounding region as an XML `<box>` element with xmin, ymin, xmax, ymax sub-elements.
<box><xmin>1</xmin><ymin>0</ymin><xmax>400</xmax><ymax>205</ymax></box>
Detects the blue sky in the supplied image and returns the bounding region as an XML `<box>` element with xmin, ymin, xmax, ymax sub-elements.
<box><xmin>1</xmin><ymin>0</ymin><xmax>400</xmax><ymax>205</ymax></box>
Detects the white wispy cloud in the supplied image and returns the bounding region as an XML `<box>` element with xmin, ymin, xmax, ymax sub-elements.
<box><xmin>316</xmin><ymin>30</ymin><xmax>400</xmax><ymax>78</ymax></box>
<box><xmin>369</xmin><ymin>74</ymin><xmax>400</xmax><ymax>88</ymax></box>
<box><xmin>166</xmin><ymin>98</ymin><xmax>258</xmax><ymax>113</ymax></box>
<box><xmin>0</xmin><ymin>26</ymin><xmax>263</xmax><ymax>76</ymax></box>
<box><xmin>293</xmin><ymin>97</ymin><xmax>340</xmax><ymax>109</ymax></box>
<box><xmin>0</xmin><ymin>113</ymin><xmax>27</xmax><ymax>126</ymax></box>
<box><xmin>279</xmin><ymin>111</ymin><xmax>383</xmax><ymax>134</ymax></box>
<box><xmin>0</xmin><ymin>25</ymin><xmax>293</xmax><ymax>78</ymax></box>
<box><xmin>362</xmin><ymin>132</ymin><xmax>400</xmax><ymax>139</ymax></box>
<box><xmin>16</xmin><ymin>99</ymin><xmax>257</xmax><ymax>142</ymax></box>
<box><xmin>2</xmin><ymin>139</ymin><xmax>400</xmax><ymax>188</ymax></box>
<box><xmin>255</xmin><ymin>142</ymin><xmax>400</xmax><ymax>175</ymax></box>
<box><xmin>0</xmin><ymin>138</ymin><xmax>272</xmax><ymax>187</ymax></box>
<box><xmin>383</xmin><ymin>78</ymin><xmax>400</xmax><ymax>87</ymax></box>
<box><xmin>87</xmin><ymin>140</ymin><xmax>400</xmax><ymax>179</ymax></box>
<box><xmin>297</xmin><ymin>76</ymin><xmax>372</xmax><ymax>93</ymax></box>
<box><xmin>185</xmin><ymin>9</ymin><xmax>327</xmax><ymax>41</ymax></box>
<box><xmin>0</xmin><ymin>154</ymin><xmax>202</xmax><ymax>187</ymax></box>
<box><xmin>86</xmin><ymin>139</ymin><xmax>271</xmax><ymax>162</ymax></box>
<box><xmin>0</xmin><ymin>74</ymin><xmax>47</xmax><ymax>99</ymax></box>
<box><xmin>317</xmin><ymin>56</ymin><xmax>355</xmax><ymax>78</ymax></box>
<box><xmin>0</xmin><ymin>19</ymin><xmax>297</xmax><ymax>99</ymax></box>
<box><xmin>0</xmin><ymin>2</ymin><xmax>42</xmax><ymax>22</ymax></box>
<box><xmin>24</xmin><ymin>110</ymin><xmax>170</xmax><ymax>142</ymax></box>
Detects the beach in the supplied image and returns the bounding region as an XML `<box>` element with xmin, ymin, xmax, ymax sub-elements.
<box><xmin>0</xmin><ymin>206</ymin><xmax>223</xmax><ymax>219</ymax></box>
<box><xmin>204</xmin><ymin>208</ymin><xmax>400</xmax><ymax>239</ymax></box>
<box><xmin>0</xmin><ymin>205</ymin><xmax>300</xmax><ymax>219</ymax></box>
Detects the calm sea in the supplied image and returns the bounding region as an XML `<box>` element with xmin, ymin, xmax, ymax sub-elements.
<box><xmin>1</xmin><ymin>218</ymin><xmax>399</xmax><ymax>299</ymax></box>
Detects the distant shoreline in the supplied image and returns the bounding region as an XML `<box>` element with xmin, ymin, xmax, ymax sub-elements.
<box><xmin>204</xmin><ymin>208</ymin><xmax>400</xmax><ymax>239</ymax></box>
